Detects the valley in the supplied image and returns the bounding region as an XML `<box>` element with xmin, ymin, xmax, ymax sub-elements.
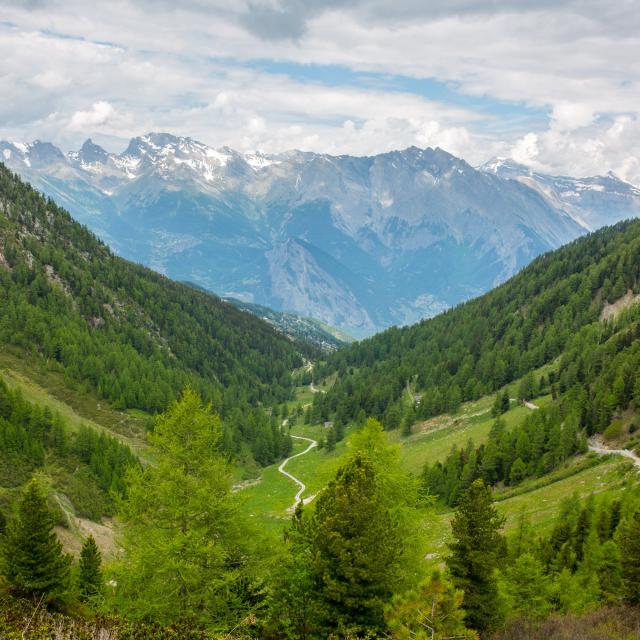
<box><xmin>2</xmin><ymin>164</ymin><xmax>640</xmax><ymax>640</ymax></box>
<box><xmin>242</xmin><ymin>378</ymin><xmax>638</xmax><ymax>553</ymax></box>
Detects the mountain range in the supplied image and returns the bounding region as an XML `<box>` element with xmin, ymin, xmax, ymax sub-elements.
<box><xmin>2</xmin><ymin>134</ymin><xmax>639</xmax><ymax>336</ymax></box>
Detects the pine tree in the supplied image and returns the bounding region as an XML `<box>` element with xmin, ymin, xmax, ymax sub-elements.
<box><xmin>308</xmin><ymin>452</ymin><xmax>403</xmax><ymax>635</ymax></box>
<box><xmin>501</xmin><ymin>389</ymin><xmax>510</xmax><ymax>414</ymax></box>
<box><xmin>446</xmin><ymin>479</ymin><xmax>506</xmax><ymax>634</ymax></box>
<box><xmin>619</xmin><ymin>508</ymin><xmax>640</xmax><ymax>605</ymax></box>
<box><xmin>304</xmin><ymin>421</ymin><xmax>420</xmax><ymax>638</ymax></box>
<box><xmin>77</xmin><ymin>535</ymin><xmax>103</xmax><ymax>601</ymax></box>
<box><xmin>1</xmin><ymin>478</ymin><xmax>70</xmax><ymax>602</ymax></box>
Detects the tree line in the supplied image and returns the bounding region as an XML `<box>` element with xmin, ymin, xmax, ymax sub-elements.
<box><xmin>0</xmin><ymin>164</ymin><xmax>305</xmax><ymax>464</ymax></box>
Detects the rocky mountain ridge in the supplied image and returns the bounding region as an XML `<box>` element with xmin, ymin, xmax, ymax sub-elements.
<box><xmin>2</xmin><ymin>133</ymin><xmax>638</xmax><ymax>336</ymax></box>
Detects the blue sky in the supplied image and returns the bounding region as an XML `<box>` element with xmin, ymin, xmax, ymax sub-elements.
<box><xmin>0</xmin><ymin>0</ymin><xmax>638</xmax><ymax>183</ymax></box>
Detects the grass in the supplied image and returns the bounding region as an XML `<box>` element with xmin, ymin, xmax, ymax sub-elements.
<box><xmin>241</xmin><ymin>367</ymin><xmax>640</xmax><ymax>557</ymax></box>
<box><xmin>420</xmin><ymin>457</ymin><xmax>636</xmax><ymax>568</ymax></box>
<box><xmin>0</xmin><ymin>349</ymin><xmax>148</xmax><ymax>442</ymax></box>
<box><xmin>394</xmin><ymin>393</ymin><xmax>553</xmax><ymax>474</ymax></box>
<box><xmin>0</xmin><ymin>349</ymin><xmax>149</xmax><ymax>457</ymax></box>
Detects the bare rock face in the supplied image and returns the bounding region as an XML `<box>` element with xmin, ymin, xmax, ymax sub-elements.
<box><xmin>2</xmin><ymin>134</ymin><xmax>638</xmax><ymax>336</ymax></box>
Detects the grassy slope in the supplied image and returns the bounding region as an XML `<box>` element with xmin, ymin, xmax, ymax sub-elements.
<box><xmin>0</xmin><ymin>349</ymin><xmax>148</xmax><ymax>451</ymax></box>
<box><xmin>0</xmin><ymin>351</ymin><xmax>149</xmax><ymax>558</ymax></box>
<box><xmin>243</xmin><ymin>379</ymin><xmax>639</xmax><ymax>551</ymax></box>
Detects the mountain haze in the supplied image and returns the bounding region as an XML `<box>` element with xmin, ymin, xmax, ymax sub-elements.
<box><xmin>2</xmin><ymin>134</ymin><xmax>639</xmax><ymax>336</ymax></box>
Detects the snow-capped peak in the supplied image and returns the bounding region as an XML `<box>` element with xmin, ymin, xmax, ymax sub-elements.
<box><xmin>244</xmin><ymin>150</ymin><xmax>280</xmax><ymax>169</ymax></box>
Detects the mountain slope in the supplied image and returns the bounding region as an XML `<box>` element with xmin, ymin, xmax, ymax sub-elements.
<box><xmin>481</xmin><ymin>157</ymin><xmax>640</xmax><ymax>231</ymax></box>
<box><xmin>5</xmin><ymin>134</ymin><xmax>635</xmax><ymax>336</ymax></box>
<box><xmin>312</xmin><ymin>219</ymin><xmax>640</xmax><ymax>429</ymax></box>
<box><xmin>223</xmin><ymin>297</ymin><xmax>353</xmax><ymax>352</ymax></box>
<box><xmin>0</xmin><ymin>163</ymin><xmax>303</xmax><ymax>462</ymax></box>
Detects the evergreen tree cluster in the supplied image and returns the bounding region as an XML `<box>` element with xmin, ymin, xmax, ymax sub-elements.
<box><xmin>422</xmin><ymin>407</ymin><xmax>586</xmax><ymax>505</ymax></box>
<box><xmin>499</xmin><ymin>489</ymin><xmax>640</xmax><ymax>623</ymax></box>
<box><xmin>0</xmin><ymin>376</ymin><xmax>136</xmax><ymax>520</ymax></box>
<box><xmin>313</xmin><ymin>219</ymin><xmax>640</xmax><ymax>427</ymax></box>
<box><xmin>421</xmin><ymin>298</ymin><xmax>640</xmax><ymax>504</ymax></box>
<box><xmin>0</xmin><ymin>164</ymin><xmax>303</xmax><ymax>461</ymax></box>
<box><xmin>264</xmin><ymin>419</ymin><xmax>424</xmax><ymax>639</ymax></box>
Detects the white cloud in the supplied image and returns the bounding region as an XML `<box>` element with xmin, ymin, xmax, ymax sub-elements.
<box><xmin>509</xmin><ymin>116</ymin><xmax>640</xmax><ymax>184</ymax></box>
<box><xmin>511</xmin><ymin>133</ymin><xmax>540</xmax><ymax>167</ymax></box>
<box><xmin>69</xmin><ymin>101</ymin><xmax>116</xmax><ymax>130</ymax></box>
<box><xmin>551</xmin><ymin>102</ymin><xmax>595</xmax><ymax>132</ymax></box>
<box><xmin>0</xmin><ymin>1</ymin><xmax>638</xmax><ymax>183</ymax></box>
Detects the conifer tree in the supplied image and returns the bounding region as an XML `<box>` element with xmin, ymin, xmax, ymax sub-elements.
<box><xmin>1</xmin><ymin>478</ymin><xmax>70</xmax><ymax>602</ymax></box>
<box><xmin>446</xmin><ymin>479</ymin><xmax>506</xmax><ymax>634</ymax></box>
<box><xmin>308</xmin><ymin>452</ymin><xmax>402</xmax><ymax>635</ymax></box>
<box><xmin>598</xmin><ymin>540</ymin><xmax>622</xmax><ymax>603</ymax></box>
<box><xmin>303</xmin><ymin>419</ymin><xmax>420</xmax><ymax>637</ymax></box>
<box><xmin>114</xmin><ymin>388</ymin><xmax>257</xmax><ymax>628</ymax></box>
<box><xmin>386</xmin><ymin>570</ymin><xmax>478</xmax><ymax>640</ymax></box>
<box><xmin>619</xmin><ymin>508</ymin><xmax>640</xmax><ymax>605</ymax></box>
<box><xmin>77</xmin><ymin>535</ymin><xmax>103</xmax><ymax>601</ymax></box>
<box><xmin>501</xmin><ymin>553</ymin><xmax>552</xmax><ymax>621</ymax></box>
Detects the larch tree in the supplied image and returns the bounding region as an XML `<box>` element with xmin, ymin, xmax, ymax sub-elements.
<box><xmin>113</xmin><ymin>388</ymin><xmax>258</xmax><ymax>631</ymax></box>
<box><xmin>619</xmin><ymin>508</ymin><xmax>640</xmax><ymax>605</ymax></box>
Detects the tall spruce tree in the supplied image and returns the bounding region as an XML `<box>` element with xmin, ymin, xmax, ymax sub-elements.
<box><xmin>308</xmin><ymin>452</ymin><xmax>401</xmax><ymax>635</ymax></box>
<box><xmin>305</xmin><ymin>419</ymin><xmax>420</xmax><ymax>637</ymax></box>
<box><xmin>446</xmin><ymin>479</ymin><xmax>506</xmax><ymax>634</ymax></box>
<box><xmin>77</xmin><ymin>535</ymin><xmax>103</xmax><ymax>601</ymax></box>
<box><xmin>1</xmin><ymin>478</ymin><xmax>70</xmax><ymax>602</ymax></box>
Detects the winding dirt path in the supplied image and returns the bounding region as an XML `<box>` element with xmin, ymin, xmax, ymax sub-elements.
<box><xmin>278</xmin><ymin>434</ymin><xmax>318</xmax><ymax>511</ymax></box>
<box><xmin>588</xmin><ymin>437</ymin><xmax>640</xmax><ymax>469</ymax></box>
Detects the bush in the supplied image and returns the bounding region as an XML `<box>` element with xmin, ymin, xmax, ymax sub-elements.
<box><xmin>492</xmin><ymin>606</ymin><xmax>640</xmax><ymax>640</ymax></box>
<box><xmin>603</xmin><ymin>420</ymin><xmax>624</xmax><ymax>442</ymax></box>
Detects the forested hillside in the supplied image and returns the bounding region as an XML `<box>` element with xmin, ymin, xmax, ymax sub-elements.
<box><xmin>0</xmin><ymin>376</ymin><xmax>135</xmax><ymax>522</ymax></box>
<box><xmin>0</xmin><ymin>164</ymin><xmax>303</xmax><ymax>462</ymax></box>
<box><xmin>313</xmin><ymin>219</ymin><xmax>640</xmax><ymax>429</ymax></box>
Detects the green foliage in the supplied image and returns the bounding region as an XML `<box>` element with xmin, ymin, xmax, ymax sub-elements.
<box><xmin>603</xmin><ymin>419</ymin><xmax>624</xmax><ymax>441</ymax></box>
<box><xmin>500</xmin><ymin>553</ymin><xmax>553</xmax><ymax>621</ymax></box>
<box><xmin>1</xmin><ymin>478</ymin><xmax>71</xmax><ymax>602</ymax></box>
<box><xmin>306</xmin><ymin>451</ymin><xmax>408</xmax><ymax>635</ymax></box>
<box><xmin>385</xmin><ymin>570</ymin><xmax>478</xmax><ymax>639</ymax></box>
<box><xmin>446</xmin><ymin>479</ymin><xmax>506</xmax><ymax>634</ymax></box>
<box><xmin>619</xmin><ymin>508</ymin><xmax>640</xmax><ymax>605</ymax></box>
<box><xmin>113</xmin><ymin>389</ymin><xmax>259</xmax><ymax>630</ymax></box>
<box><xmin>422</xmin><ymin>403</ymin><xmax>583</xmax><ymax>505</ymax></box>
<box><xmin>0</xmin><ymin>375</ymin><xmax>137</xmax><ymax>519</ymax></box>
<box><xmin>314</xmin><ymin>218</ymin><xmax>640</xmax><ymax>440</ymax></box>
<box><xmin>0</xmin><ymin>164</ymin><xmax>303</xmax><ymax>461</ymax></box>
<box><xmin>265</xmin><ymin>419</ymin><xmax>421</xmax><ymax>639</ymax></box>
<box><xmin>77</xmin><ymin>535</ymin><xmax>103</xmax><ymax>602</ymax></box>
<box><xmin>262</xmin><ymin>508</ymin><xmax>326</xmax><ymax>640</ymax></box>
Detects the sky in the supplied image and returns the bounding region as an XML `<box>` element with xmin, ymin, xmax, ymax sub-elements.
<box><xmin>1</xmin><ymin>0</ymin><xmax>639</xmax><ymax>184</ymax></box>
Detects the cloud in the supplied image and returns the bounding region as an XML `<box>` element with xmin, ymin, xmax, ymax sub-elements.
<box><xmin>69</xmin><ymin>102</ymin><xmax>116</xmax><ymax>129</ymax></box>
<box><xmin>510</xmin><ymin>115</ymin><xmax>640</xmax><ymax>184</ymax></box>
<box><xmin>551</xmin><ymin>102</ymin><xmax>595</xmax><ymax>132</ymax></box>
<box><xmin>0</xmin><ymin>0</ymin><xmax>638</xmax><ymax>184</ymax></box>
